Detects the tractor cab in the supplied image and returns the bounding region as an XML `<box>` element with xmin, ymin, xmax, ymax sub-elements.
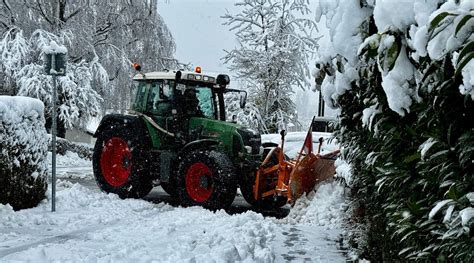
<box><xmin>131</xmin><ymin>69</ymin><xmax>245</xmax><ymax>122</ymax></box>
<box><xmin>128</xmin><ymin>68</ymin><xmax>254</xmax><ymax>158</ymax></box>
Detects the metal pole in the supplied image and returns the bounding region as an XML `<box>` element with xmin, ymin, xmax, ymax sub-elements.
<box><xmin>51</xmin><ymin>0</ymin><xmax>60</xmax><ymax>212</ymax></box>
<box><xmin>51</xmin><ymin>58</ymin><xmax>57</xmax><ymax>212</ymax></box>
<box><xmin>318</xmin><ymin>91</ymin><xmax>325</xmax><ymax>117</ymax></box>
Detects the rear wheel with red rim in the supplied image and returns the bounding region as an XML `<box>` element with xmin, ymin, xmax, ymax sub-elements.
<box><xmin>100</xmin><ymin>137</ymin><xmax>132</xmax><ymax>187</ymax></box>
<box><xmin>92</xmin><ymin>125</ymin><xmax>153</xmax><ymax>199</ymax></box>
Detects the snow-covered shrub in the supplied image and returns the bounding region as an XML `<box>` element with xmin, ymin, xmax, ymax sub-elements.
<box><xmin>315</xmin><ymin>0</ymin><xmax>473</xmax><ymax>261</ymax></box>
<box><xmin>0</xmin><ymin>96</ymin><xmax>48</xmax><ymax>210</ymax></box>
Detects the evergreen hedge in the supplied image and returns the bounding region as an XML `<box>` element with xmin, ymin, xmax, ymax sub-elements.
<box><xmin>315</xmin><ymin>1</ymin><xmax>473</xmax><ymax>260</ymax></box>
<box><xmin>0</xmin><ymin>96</ymin><xmax>48</xmax><ymax>210</ymax></box>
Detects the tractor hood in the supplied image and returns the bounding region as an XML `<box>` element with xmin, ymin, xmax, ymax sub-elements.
<box><xmin>188</xmin><ymin>117</ymin><xmax>262</xmax><ymax>155</ymax></box>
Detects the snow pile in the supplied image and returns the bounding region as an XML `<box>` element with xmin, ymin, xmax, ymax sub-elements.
<box><xmin>0</xmin><ymin>184</ymin><xmax>277</xmax><ymax>262</ymax></box>
<box><xmin>280</xmin><ymin>181</ymin><xmax>347</xmax><ymax>228</ymax></box>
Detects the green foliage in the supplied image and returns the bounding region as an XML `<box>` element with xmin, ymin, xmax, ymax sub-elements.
<box><xmin>0</xmin><ymin>160</ymin><xmax>47</xmax><ymax>211</ymax></box>
<box><xmin>325</xmin><ymin>4</ymin><xmax>474</xmax><ymax>261</ymax></box>
<box><xmin>0</xmin><ymin>97</ymin><xmax>48</xmax><ymax>211</ymax></box>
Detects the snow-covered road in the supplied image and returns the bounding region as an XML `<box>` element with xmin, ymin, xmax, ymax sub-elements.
<box><xmin>1</xmin><ymin>134</ymin><xmax>348</xmax><ymax>262</ymax></box>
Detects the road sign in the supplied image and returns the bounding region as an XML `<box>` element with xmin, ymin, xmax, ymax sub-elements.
<box><xmin>45</xmin><ymin>53</ymin><xmax>66</xmax><ymax>76</ymax></box>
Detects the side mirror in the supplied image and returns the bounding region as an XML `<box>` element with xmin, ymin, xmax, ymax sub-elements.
<box><xmin>239</xmin><ymin>91</ymin><xmax>247</xmax><ymax>109</ymax></box>
<box><xmin>216</xmin><ymin>74</ymin><xmax>230</xmax><ymax>88</ymax></box>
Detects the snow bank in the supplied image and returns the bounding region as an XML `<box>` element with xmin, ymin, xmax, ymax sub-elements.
<box><xmin>280</xmin><ymin>181</ymin><xmax>347</xmax><ymax>228</ymax></box>
<box><xmin>1</xmin><ymin>183</ymin><xmax>276</xmax><ymax>262</ymax></box>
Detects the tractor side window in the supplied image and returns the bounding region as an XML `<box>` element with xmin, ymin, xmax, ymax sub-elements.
<box><xmin>196</xmin><ymin>87</ymin><xmax>215</xmax><ymax>119</ymax></box>
<box><xmin>132</xmin><ymin>81</ymin><xmax>147</xmax><ymax>110</ymax></box>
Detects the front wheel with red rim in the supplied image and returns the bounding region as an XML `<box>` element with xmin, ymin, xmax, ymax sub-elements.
<box><xmin>185</xmin><ymin>162</ymin><xmax>213</xmax><ymax>203</ymax></box>
<box><xmin>177</xmin><ymin>150</ymin><xmax>237</xmax><ymax>210</ymax></box>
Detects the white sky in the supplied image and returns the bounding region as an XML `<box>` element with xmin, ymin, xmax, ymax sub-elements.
<box><xmin>157</xmin><ymin>0</ymin><xmax>238</xmax><ymax>75</ymax></box>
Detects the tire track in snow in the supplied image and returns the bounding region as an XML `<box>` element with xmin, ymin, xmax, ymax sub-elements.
<box><xmin>0</xmin><ymin>222</ymin><xmax>118</xmax><ymax>258</ymax></box>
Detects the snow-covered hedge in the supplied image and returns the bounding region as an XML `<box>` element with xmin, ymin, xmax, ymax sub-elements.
<box><xmin>0</xmin><ymin>96</ymin><xmax>48</xmax><ymax>210</ymax></box>
<box><xmin>314</xmin><ymin>0</ymin><xmax>473</xmax><ymax>261</ymax></box>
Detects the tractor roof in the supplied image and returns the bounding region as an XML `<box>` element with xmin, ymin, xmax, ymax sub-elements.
<box><xmin>133</xmin><ymin>71</ymin><xmax>217</xmax><ymax>84</ymax></box>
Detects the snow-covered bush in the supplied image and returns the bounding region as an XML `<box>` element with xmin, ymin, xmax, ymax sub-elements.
<box><xmin>315</xmin><ymin>0</ymin><xmax>473</xmax><ymax>261</ymax></box>
<box><xmin>0</xmin><ymin>96</ymin><xmax>48</xmax><ymax>210</ymax></box>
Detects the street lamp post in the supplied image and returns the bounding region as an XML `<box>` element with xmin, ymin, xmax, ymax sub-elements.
<box><xmin>44</xmin><ymin>47</ymin><xmax>66</xmax><ymax>212</ymax></box>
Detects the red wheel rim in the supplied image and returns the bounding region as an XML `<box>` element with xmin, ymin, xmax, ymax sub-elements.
<box><xmin>100</xmin><ymin>137</ymin><xmax>132</xmax><ymax>187</ymax></box>
<box><xmin>185</xmin><ymin>162</ymin><xmax>213</xmax><ymax>203</ymax></box>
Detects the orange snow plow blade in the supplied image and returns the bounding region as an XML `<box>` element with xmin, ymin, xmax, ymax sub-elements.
<box><xmin>289</xmin><ymin>151</ymin><xmax>339</xmax><ymax>201</ymax></box>
<box><xmin>253</xmin><ymin>126</ymin><xmax>340</xmax><ymax>206</ymax></box>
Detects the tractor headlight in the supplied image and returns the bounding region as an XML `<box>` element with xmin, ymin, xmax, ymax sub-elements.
<box><xmin>237</xmin><ymin>128</ymin><xmax>261</xmax><ymax>155</ymax></box>
<box><xmin>244</xmin><ymin>146</ymin><xmax>252</xmax><ymax>154</ymax></box>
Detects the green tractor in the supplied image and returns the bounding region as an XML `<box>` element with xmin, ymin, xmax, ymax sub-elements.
<box><xmin>92</xmin><ymin>68</ymin><xmax>285</xmax><ymax>210</ymax></box>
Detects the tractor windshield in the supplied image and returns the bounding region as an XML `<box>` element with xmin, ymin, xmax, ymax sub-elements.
<box><xmin>194</xmin><ymin>86</ymin><xmax>215</xmax><ymax>118</ymax></box>
<box><xmin>131</xmin><ymin>80</ymin><xmax>221</xmax><ymax>120</ymax></box>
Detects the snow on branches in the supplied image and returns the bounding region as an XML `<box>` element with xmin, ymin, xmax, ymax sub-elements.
<box><xmin>0</xmin><ymin>28</ymin><xmax>104</xmax><ymax>131</ymax></box>
<box><xmin>314</xmin><ymin>0</ymin><xmax>474</xmax><ymax>260</ymax></box>
<box><xmin>223</xmin><ymin>0</ymin><xmax>317</xmax><ymax>133</ymax></box>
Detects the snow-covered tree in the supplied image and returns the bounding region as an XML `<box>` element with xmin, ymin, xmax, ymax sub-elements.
<box><xmin>314</xmin><ymin>0</ymin><xmax>474</xmax><ymax>260</ymax></box>
<box><xmin>223</xmin><ymin>0</ymin><xmax>317</xmax><ymax>133</ymax></box>
<box><xmin>0</xmin><ymin>0</ymin><xmax>178</xmax><ymax>136</ymax></box>
<box><xmin>0</xmin><ymin>28</ymin><xmax>103</xmax><ymax>137</ymax></box>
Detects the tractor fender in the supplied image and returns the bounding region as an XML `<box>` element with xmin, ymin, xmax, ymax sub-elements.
<box><xmin>179</xmin><ymin>139</ymin><xmax>220</xmax><ymax>157</ymax></box>
<box><xmin>93</xmin><ymin>114</ymin><xmax>147</xmax><ymax>138</ymax></box>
